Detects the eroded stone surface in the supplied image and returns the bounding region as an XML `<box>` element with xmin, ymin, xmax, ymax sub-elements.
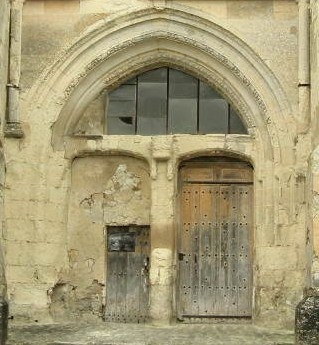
<box><xmin>0</xmin><ymin>0</ymin><xmax>317</xmax><ymax>335</ymax></box>
<box><xmin>7</xmin><ymin>322</ymin><xmax>294</xmax><ymax>345</ymax></box>
<box><xmin>296</xmin><ymin>289</ymin><xmax>319</xmax><ymax>345</ymax></box>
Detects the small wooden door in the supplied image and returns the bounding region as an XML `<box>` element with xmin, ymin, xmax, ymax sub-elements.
<box><xmin>105</xmin><ymin>225</ymin><xmax>150</xmax><ymax>323</ymax></box>
<box><xmin>178</xmin><ymin>160</ymin><xmax>253</xmax><ymax>320</ymax></box>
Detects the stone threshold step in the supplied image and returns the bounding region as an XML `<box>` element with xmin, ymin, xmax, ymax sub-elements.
<box><xmin>18</xmin><ymin>342</ymin><xmax>294</xmax><ymax>345</ymax></box>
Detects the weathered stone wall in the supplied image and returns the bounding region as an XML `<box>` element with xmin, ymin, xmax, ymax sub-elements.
<box><xmin>0</xmin><ymin>0</ymin><xmax>9</xmax><ymax>296</ymax></box>
<box><xmin>310</xmin><ymin>1</ymin><xmax>319</xmax><ymax>287</ymax></box>
<box><xmin>48</xmin><ymin>156</ymin><xmax>150</xmax><ymax>320</ymax></box>
<box><xmin>2</xmin><ymin>0</ymin><xmax>309</xmax><ymax>329</ymax></box>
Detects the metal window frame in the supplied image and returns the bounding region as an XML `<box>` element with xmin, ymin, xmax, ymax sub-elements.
<box><xmin>107</xmin><ymin>67</ymin><xmax>245</xmax><ymax>135</ymax></box>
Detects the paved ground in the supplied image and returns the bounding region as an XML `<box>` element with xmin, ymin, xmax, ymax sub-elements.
<box><xmin>7</xmin><ymin>321</ymin><xmax>295</xmax><ymax>345</ymax></box>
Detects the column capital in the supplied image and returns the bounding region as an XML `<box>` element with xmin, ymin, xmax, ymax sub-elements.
<box><xmin>4</xmin><ymin>122</ymin><xmax>24</xmax><ymax>139</ymax></box>
<box><xmin>151</xmin><ymin>0</ymin><xmax>167</xmax><ymax>10</ymax></box>
<box><xmin>10</xmin><ymin>0</ymin><xmax>25</xmax><ymax>10</ymax></box>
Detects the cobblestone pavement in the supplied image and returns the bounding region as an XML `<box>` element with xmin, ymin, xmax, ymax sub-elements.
<box><xmin>7</xmin><ymin>321</ymin><xmax>294</xmax><ymax>345</ymax></box>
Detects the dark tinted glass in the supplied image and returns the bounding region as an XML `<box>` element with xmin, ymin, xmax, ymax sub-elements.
<box><xmin>138</xmin><ymin>68</ymin><xmax>167</xmax><ymax>83</ymax></box>
<box><xmin>109</xmin><ymin>84</ymin><xmax>135</xmax><ymax>101</ymax></box>
<box><xmin>198</xmin><ymin>82</ymin><xmax>229</xmax><ymax>134</ymax></box>
<box><xmin>137</xmin><ymin>69</ymin><xmax>167</xmax><ymax>135</ymax></box>
<box><xmin>199</xmin><ymin>82</ymin><xmax>228</xmax><ymax>134</ymax></box>
<box><xmin>168</xmin><ymin>99</ymin><xmax>197</xmax><ymax>134</ymax></box>
<box><xmin>199</xmin><ymin>99</ymin><xmax>228</xmax><ymax>134</ymax></box>
<box><xmin>168</xmin><ymin>69</ymin><xmax>197</xmax><ymax>134</ymax></box>
<box><xmin>125</xmin><ymin>77</ymin><xmax>137</xmax><ymax>85</ymax></box>
<box><xmin>169</xmin><ymin>69</ymin><xmax>198</xmax><ymax>98</ymax></box>
<box><xmin>107</xmin><ymin>117</ymin><xmax>135</xmax><ymax>134</ymax></box>
<box><xmin>229</xmin><ymin>107</ymin><xmax>248</xmax><ymax>134</ymax></box>
<box><xmin>106</xmin><ymin>68</ymin><xmax>248</xmax><ymax>135</ymax></box>
<box><xmin>108</xmin><ymin>85</ymin><xmax>136</xmax><ymax>118</ymax></box>
<box><xmin>199</xmin><ymin>82</ymin><xmax>221</xmax><ymax>99</ymax></box>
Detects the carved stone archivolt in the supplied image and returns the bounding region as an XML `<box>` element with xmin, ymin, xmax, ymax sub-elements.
<box><xmin>25</xmin><ymin>6</ymin><xmax>294</xmax><ymax>163</ymax></box>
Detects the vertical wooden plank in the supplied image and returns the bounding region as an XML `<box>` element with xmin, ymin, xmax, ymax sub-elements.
<box><xmin>198</xmin><ymin>185</ymin><xmax>212</xmax><ymax>315</ymax></box>
<box><xmin>190</xmin><ymin>185</ymin><xmax>200</xmax><ymax>316</ymax></box>
<box><xmin>106</xmin><ymin>251</ymin><xmax>118</xmax><ymax>321</ymax></box>
<box><xmin>125</xmin><ymin>229</ymin><xmax>140</xmax><ymax>323</ymax></box>
<box><xmin>126</xmin><ymin>252</ymin><xmax>139</xmax><ymax>322</ymax></box>
<box><xmin>216</xmin><ymin>185</ymin><xmax>231</xmax><ymax>315</ymax></box>
<box><xmin>211</xmin><ymin>185</ymin><xmax>219</xmax><ymax>315</ymax></box>
<box><xmin>139</xmin><ymin>226</ymin><xmax>150</xmax><ymax>322</ymax></box>
<box><xmin>229</xmin><ymin>185</ymin><xmax>239</xmax><ymax>315</ymax></box>
<box><xmin>225</xmin><ymin>185</ymin><xmax>232</xmax><ymax>316</ymax></box>
<box><xmin>178</xmin><ymin>186</ymin><xmax>193</xmax><ymax>316</ymax></box>
<box><xmin>237</xmin><ymin>185</ymin><xmax>252</xmax><ymax>316</ymax></box>
<box><xmin>115</xmin><ymin>252</ymin><xmax>127</xmax><ymax>322</ymax></box>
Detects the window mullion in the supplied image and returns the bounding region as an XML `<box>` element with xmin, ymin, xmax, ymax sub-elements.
<box><xmin>227</xmin><ymin>103</ymin><xmax>230</xmax><ymax>134</ymax></box>
<box><xmin>166</xmin><ymin>67</ymin><xmax>169</xmax><ymax>134</ymax></box>
<box><xmin>197</xmin><ymin>79</ymin><xmax>200</xmax><ymax>134</ymax></box>
<box><xmin>135</xmin><ymin>77</ymin><xmax>138</xmax><ymax>134</ymax></box>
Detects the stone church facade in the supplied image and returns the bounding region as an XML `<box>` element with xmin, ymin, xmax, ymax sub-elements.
<box><xmin>0</xmin><ymin>0</ymin><xmax>319</xmax><ymax>329</ymax></box>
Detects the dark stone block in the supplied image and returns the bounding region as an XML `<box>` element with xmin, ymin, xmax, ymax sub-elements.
<box><xmin>296</xmin><ymin>288</ymin><xmax>319</xmax><ymax>345</ymax></box>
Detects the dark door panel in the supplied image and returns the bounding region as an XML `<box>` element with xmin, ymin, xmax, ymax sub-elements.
<box><xmin>106</xmin><ymin>226</ymin><xmax>150</xmax><ymax>323</ymax></box>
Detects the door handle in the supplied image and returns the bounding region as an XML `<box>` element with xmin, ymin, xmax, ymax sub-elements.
<box><xmin>143</xmin><ymin>257</ymin><xmax>150</xmax><ymax>274</ymax></box>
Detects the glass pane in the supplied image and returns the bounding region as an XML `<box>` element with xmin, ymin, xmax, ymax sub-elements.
<box><xmin>169</xmin><ymin>69</ymin><xmax>198</xmax><ymax>99</ymax></box>
<box><xmin>137</xmin><ymin>77</ymin><xmax>167</xmax><ymax>134</ymax></box>
<box><xmin>109</xmin><ymin>84</ymin><xmax>136</xmax><ymax>101</ymax></box>
<box><xmin>168</xmin><ymin>69</ymin><xmax>198</xmax><ymax>134</ymax></box>
<box><xmin>137</xmin><ymin>117</ymin><xmax>166</xmax><ymax>135</ymax></box>
<box><xmin>168</xmin><ymin>99</ymin><xmax>197</xmax><ymax>134</ymax></box>
<box><xmin>229</xmin><ymin>107</ymin><xmax>248</xmax><ymax>134</ymax></box>
<box><xmin>124</xmin><ymin>77</ymin><xmax>137</xmax><ymax>85</ymax></box>
<box><xmin>108</xmin><ymin>84</ymin><xmax>136</xmax><ymax>118</ymax></box>
<box><xmin>199</xmin><ymin>99</ymin><xmax>228</xmax><ymax>134</ymax></box>
<box><xmin>107</xmin><ymin>117</ymin><xmax>135</xmax><ymax>135</ymax></box>
<box><xmin>199</xmin><ymin>81</ymin><xmax>222</xmax><ymax>99</ymax></box>
<box><xmin>138</xmin><ymin>68</ymin><xmax>167</xmax><ymax>83</ymax></box>
<box><xmin>138</xmin><ymin>83</ymin><xmax>167</xmax><ymax>118</ymax></box>
<box><xmin>108</xmin><ymin>101</ymin><xmax>136</xmax><ymax>118</ymax></box>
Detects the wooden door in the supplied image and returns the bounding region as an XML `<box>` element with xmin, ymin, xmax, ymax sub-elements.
<box><xmin>178</xmin><ymin>161</ymin><xmax>253</xmax><ymax>320</ymax></box>
<box><xmin>105</xmin><ymin>225</ymin><xmax>150</xmax><ymax>323</ymax></box>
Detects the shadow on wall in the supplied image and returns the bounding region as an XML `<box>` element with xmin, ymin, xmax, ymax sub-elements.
<box><xmin>0</xmin><ymin>294</ymin><xmax>8</xmax><ymax>345</ymax></box>
<box><xmin>0</xmin><ymin>151</ymin><xmax>8</xmax><ymax>343</ymax></box>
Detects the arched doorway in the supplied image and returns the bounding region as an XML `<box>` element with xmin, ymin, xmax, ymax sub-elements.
<box><xmin>177</xmin><ymin>156</ymin><xmax>253</xmax><ymax>320</ymax></box>
<box><xmin>24</xmin><ymin>6</ymin><xmax>298</xmax><ymax>325</ymax></box>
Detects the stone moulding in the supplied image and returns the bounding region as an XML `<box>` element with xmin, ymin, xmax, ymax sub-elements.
<box><xmin>24</xmin><ymin>7</ymin><xmax>294</xmax><ymax>164</ymax></box>
<box><xmin>4</xmin><ymin>121</ymin><xmax>24</xmax><ymax>138</ymax></box>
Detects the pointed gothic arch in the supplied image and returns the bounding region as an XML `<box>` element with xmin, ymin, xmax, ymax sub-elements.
<box><xmin>24</xmin><ymin>6</ymin><xmax>294</xmax><ymax>165</ymax></box>
<box><xmin>18</xmin><ymin>6</ymin><xmax>305</xmax><ymax>325</ymax></box>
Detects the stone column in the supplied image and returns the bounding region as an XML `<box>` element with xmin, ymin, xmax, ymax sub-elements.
<box><xmin>296</xmin><ymin>3</ymin><xmax>319</xmax><ymax>343</ymax></box>
<box><xmin>5</xmin><ymin>0</ymin><xmax>24</xmax><ymax>138</ymax></box>
<box><xmin>297</xmin><ymin>0</ymin><xmax>310</xmax><ymax>132</ymax></box>
<box><xmin>149</xmin><ymin>137</ymin><xmax>175</xmax><ymax>325</ymax></box>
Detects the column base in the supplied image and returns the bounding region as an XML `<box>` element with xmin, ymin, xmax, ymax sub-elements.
<box><xmin>296</xmin><ymin>288</ymin><xmax>319</xmax><ymax>345</ymax></box>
